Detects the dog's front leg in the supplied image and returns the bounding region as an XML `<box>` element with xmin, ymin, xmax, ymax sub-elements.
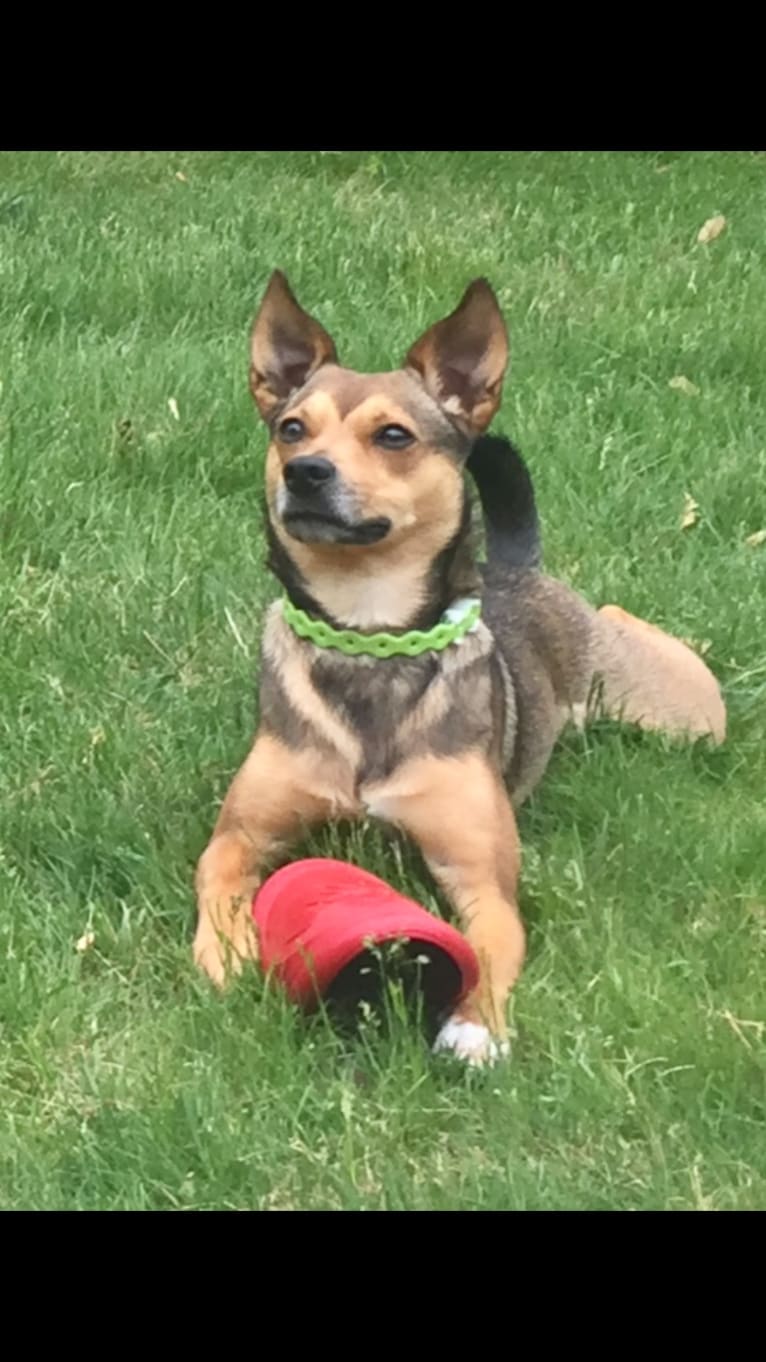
<box><xmin>365</xmin><ymin>752</ymin><xmax>525</xmax><ymax>1067</ymax></box>
<box><xmin>194</xmin><ymin>732</ymin><xmax>341</xmax><ymax>986</ymax></box>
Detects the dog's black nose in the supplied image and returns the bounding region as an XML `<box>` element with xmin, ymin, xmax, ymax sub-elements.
<box><xmin>283</xmin><ymin>456</ymin><xmax>336</xmax><ymax>496</ymax></box>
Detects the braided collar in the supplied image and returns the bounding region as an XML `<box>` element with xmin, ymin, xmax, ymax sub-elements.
<box><xmin>281</xmin><ymin>595</ymin><xmax>482</xmax><ymax>658</ymax></box>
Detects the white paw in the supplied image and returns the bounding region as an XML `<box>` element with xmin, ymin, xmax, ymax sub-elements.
<box><xmin>432</xmin><ymin>1017</ymin><xmax>511</xmax><ymax>1068</ymax></box>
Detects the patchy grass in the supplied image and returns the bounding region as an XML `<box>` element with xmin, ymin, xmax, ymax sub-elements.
<box><xmin>1</xmin><ymin>151</ymin><xmax>764</xmax><ymax>1209</ymax></box>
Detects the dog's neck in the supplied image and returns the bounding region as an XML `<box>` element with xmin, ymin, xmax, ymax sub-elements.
<box><xmin>266</xmin><ymin>491</ymin><xmax>480</xmax><ymax>633</ymax></box>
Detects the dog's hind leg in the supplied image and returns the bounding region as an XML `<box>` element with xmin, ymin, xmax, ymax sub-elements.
<box><xmin>589</xmin><ymin>605</ymin><xmax>726</xmax><ymax>743</ymax></box>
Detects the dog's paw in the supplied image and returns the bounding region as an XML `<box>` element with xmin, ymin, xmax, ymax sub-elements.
<box><xmin>432</xmin><ymin>1017</ymin><xmax>511</xmax><ymax>1068</ymax></box>
<box><xmin>193</xmin><ymin>933</ymin><xmax>245</xmax><ymax>989</ymax></box>
<box><xmin>194</xmin><ymin>940</ymin><xmax>227</xmax><ymax>987</ymax></box>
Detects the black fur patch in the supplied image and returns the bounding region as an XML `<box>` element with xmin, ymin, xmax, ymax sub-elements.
<box><xmin>467</xmin><ymin>435</ymin><xmax>541</xmax><ymax>569</ymax></box>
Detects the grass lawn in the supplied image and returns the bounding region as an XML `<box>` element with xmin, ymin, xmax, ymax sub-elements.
<box><xmin>1</xmin><ymin>150</ymin><xmax>765</xmax><ymax>1210</ymax></box>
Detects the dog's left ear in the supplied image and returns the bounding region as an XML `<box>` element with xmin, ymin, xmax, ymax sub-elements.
<box><xmin>405</xmin><ymin>279</ymin><xmax>509</xmax><ymax>433</ymax></box>
<box><xmin>249</xmin><ymin>270</ymin><xmax>338</xmax><ymax>420</ymax></box>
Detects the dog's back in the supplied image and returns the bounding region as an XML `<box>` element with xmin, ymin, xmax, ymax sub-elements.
<box><xmin>468</xmin><ymin>435</ymin><xmax>597</xmax><ymax>803</ymax></box>
<box><xmin>470</xmin><ymin>435</ymin><xmax>725</xmax><ymax>806</ymax></box>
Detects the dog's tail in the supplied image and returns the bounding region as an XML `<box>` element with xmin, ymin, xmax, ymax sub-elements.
<box><xmin>467</xmin><ymin>434</ymin><xmax>542</xmax><ymax>569</ymax></box>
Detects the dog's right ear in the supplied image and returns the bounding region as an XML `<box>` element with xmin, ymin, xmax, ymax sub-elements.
<box><xmin>249</xmin><ymin>271</ymin><xmax>338</xmax><ymax>420</ymax></box>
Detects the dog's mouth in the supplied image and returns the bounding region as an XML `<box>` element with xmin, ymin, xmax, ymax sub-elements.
<box><xmin>281</xmin><ymin>509</ymin><xmax>392</xmax><ymax>546</ymax></box>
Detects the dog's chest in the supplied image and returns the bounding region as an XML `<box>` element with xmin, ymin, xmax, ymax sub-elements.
<box><xmin>310</xmin><ymin>652</ymin><xmax>439</xmax><ymax>784</ymax></box>
<box><xmin>260</xmin><ymin>611</ymin><xmax>508</xmax><ymax>800</ymax></box>
<box><xmin>311</xmin><ymin>628</ymin><xmax>506</xmax><ymax>785</ymax></box>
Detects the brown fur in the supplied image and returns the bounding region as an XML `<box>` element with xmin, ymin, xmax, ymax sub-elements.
<box><xmin>194</xmin><ymin>271</ymin><xmax>726</xmax><ymax>1062</ymax></box>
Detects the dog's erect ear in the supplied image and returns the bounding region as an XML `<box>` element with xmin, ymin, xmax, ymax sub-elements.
<box><xmin>405</xmin><ymin>279</ymin><xmax>509</xmax><ymax>433</ymax></box>
<box><xmin>249</xmin><ymin>271</ymin><xmax>338</xmax><ymax>420</ymax></box>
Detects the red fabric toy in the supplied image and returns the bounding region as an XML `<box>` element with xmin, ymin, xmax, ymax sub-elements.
<box><xmin>252</xmin><ymin>858</ymin><xmax>478</xmax><ymax>1019</ymax></box>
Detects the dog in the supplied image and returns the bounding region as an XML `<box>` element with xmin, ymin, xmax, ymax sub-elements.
<box><xmin>193</xmin><ymin>271</ymin><xmax>726</xmax><ymax>1066</ymax></box>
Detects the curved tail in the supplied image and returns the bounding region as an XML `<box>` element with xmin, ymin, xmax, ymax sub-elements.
<box><xmin>467</xmin><ymin>433</ymin><xmax>542</xmax><ymax>570</ymax></box>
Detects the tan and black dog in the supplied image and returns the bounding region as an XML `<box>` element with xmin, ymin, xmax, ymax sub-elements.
<box><xmin>194</xmin><ymin>271</ymin><xmax>725</xmax><ymax>1065</ymax></box>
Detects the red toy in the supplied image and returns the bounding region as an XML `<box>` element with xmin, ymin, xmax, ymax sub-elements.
<box><xmin>252</xmin><ymin>858</ymin><xmax>478</xmax><ymax>1029</ymax></box>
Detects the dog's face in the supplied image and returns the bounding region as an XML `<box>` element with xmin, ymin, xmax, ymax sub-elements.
<box><xmin>249</xmin><ymin>272</ymin><xmax>509</xmax><ymax>561</ymax></box>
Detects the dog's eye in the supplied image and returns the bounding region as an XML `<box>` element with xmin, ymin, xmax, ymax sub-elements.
<box><xmin>278</xmin><ymin>418</ymin><xmax>306</xmax><ymax>443</ymax></box>
<box><xmin>374</xmin><ymin>424</ymin><xmax>415</xmax><ymax>450</ymax></box>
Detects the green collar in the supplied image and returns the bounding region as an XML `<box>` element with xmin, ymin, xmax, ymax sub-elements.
<box><xmin>281</xmin><ymin>595</ymin><xmax>482</xmax><ymax>659</ymax></box>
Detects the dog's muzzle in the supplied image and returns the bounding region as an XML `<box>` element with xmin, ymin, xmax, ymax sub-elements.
<box><xmin>280</xmin><ymin>456</ymin><xmax>391</xmax><ymax>546</ymax></box>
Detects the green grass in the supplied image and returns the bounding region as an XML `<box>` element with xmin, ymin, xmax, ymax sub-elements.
<box><xmin>1</xmin><ymin>150</ymin><xmax>765</xmax><ymax>1210</ymax></box>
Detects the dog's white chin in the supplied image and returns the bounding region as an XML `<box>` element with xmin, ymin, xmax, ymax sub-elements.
<box><xmin>282</xmin><ymin>515</ymin><xmax>351</xmax><ymax>545</ymax></box>
<box><xmin>281</xmin><ymin>513</ymin><xmax>392</xmax><ymax>547</ymax></box>
<box><xmin>433</xmin><ymin>1017</ymin><xmax>511</xmax><ymax>1068</ymax></box>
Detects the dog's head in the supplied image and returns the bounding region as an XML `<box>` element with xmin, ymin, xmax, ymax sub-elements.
<box><xmin>250</xmin><ymin>272</ymin><xmax>509</xmax><ymax>559</ymax></box>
